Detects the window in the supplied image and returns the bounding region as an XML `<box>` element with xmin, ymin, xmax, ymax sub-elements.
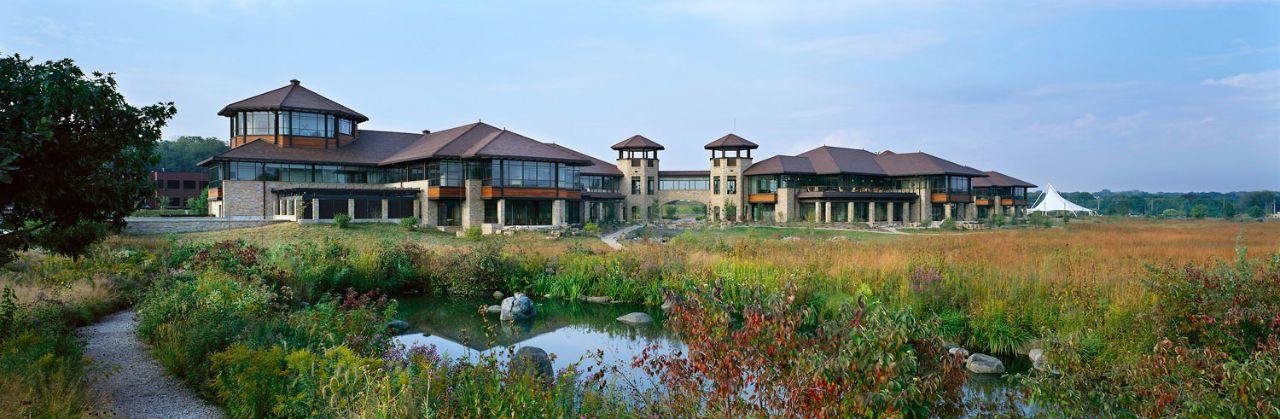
<box><xmin>183</xmin><ymin>180</ymin><xmax>196</xmax><ymax>189</ymax></box>
<box><xmin>750</xmin><ymin>176</ymin><xmax>779</xmax><ymax>194</ymax></box>
<box><xmin>229</xmin><ymin>161</ymin><xmax>264</xmax><ymax>181</ymax></box>
<box><xmin>646</xmin><ymin>176</ymin><xmax>655</xmax><ymax>194</ymax></box>
<box><xmin>317</xmin><ymin>199</ymin><xmax>347</xmax><ymax>219</ymax></box>
<box><xmin>727</xmin><ymin>177</ymin><xmax>737</xmax><ymax>194</ymax></box>
<box><xmin>659</xmin><ymin>176</ymin><xmax>710</xmax><ymax>190</ymax></box>
<box><xmin>494</xmin><ymin>160</ymin><xmax>556</xmax><ymax>188</ymax></box>
<box><xmin>387</xmin><ymin>199</ymin><xmax>414</xmax><ymax>219</ymax></box>
<box><xmin>713</xmin><ymin>177</ymin><xmax>721</xmax><ymax>194</ymax></box>
<box><xmin>484</xmin><ymin>200</ymin><xmax>498</xmax><ymax>224</ymax></box>
<box><xmin>947</xmin><ymin>176</ymin><xmax>971</xmax><ymax>194</ymax></box>
<box><xmin>558</xmin><ymin>165</ymin><xmax>581</xmax><ymax>189</ymax></box>
<box><xmin>287</xmin><ymin>112</ymin><xmax>331</xmax><ymax>137</ymax></box>
<box><xmin>631</xmin><ymin>178</ymin><xmax>641</xmax><ymax>194</ymax></box>
<box><xmin>582</xmin><ymin>175</ymin><xmax>620</xmax><ymax>193</ymax></box>
<box><xmin>504</xmin><ymin>200</ymin><xmax>553</xmax><ymax>225</ymax></box>
<box><xmin>166</xmin><ymin>180</ymin><xmax>180</xmax><ymax>189</ymax></box>
<box><xmin>239</xmin><ymin>112</ymin><xmax>275</xmax><ymax>135</ymax></box>
<box><xmin>427</xmin><ymin>160</ymin><xmax>466</xmax><ymax>187</ymax></box>
<box><xmin>353</xmin><ymin>199</ymin><xmax>382</xmax><ymax>219</ymax></box>
<box><xmin>338</xmin><ymin>119</ymin><xmax>353</xmax><ymax>135</ymax></box>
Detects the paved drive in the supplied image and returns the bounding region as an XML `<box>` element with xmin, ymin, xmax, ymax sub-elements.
<box><xmin>79</xmin><ymin>310</ymin><xmax>223</xmax><ymax>418</ymax></box>
<box><xmin>601</xmin><ymin>224</ymin><xmax>644</xmax><ymax>250</ymax></box>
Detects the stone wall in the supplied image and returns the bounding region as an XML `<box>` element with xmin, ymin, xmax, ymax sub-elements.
<box><xmin>123</xmin><ymin>217</ymin><xmax>285</xmax><ymax>235</ymax></box>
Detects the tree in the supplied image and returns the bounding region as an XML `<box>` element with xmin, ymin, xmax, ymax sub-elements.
<box><xmin>1247</xmin><ymin>206</ymin><xmax>1265</xmax><ymax>219</ymax></box>
<box><xmin>1190</xmin><ymin>204</ymin><xmax>1207</xmax><ymax>219</ymax></box>
<box><xmin>154</xmin><ymin>136</ymin><xmax>227</xmax><ymax>172</ymax></box>
<box><xmin>187</xmin><ymin>188</ymin><xmax>209</xmax><ymax>215</ymax></box>
<box><xmin>0</xmin><ymin>54</ymin><xmax>176</xmax><ymax>262</ymax></box>
<box><xmin>1222</xmin><ymin>201</ymin><xmax>1237</xmax><ymax>219</ymax></box>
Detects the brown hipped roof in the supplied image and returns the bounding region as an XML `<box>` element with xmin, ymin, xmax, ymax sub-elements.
<box><xmin>202</xmin><ymin>130</ymin><xmax>421</xmax><ymax>166</ymax></box>
<box><xmin>380</xmin><ymin>122</ymin><xmax>591</xmax><ymax>166</ymax></box>
<box><xmin>973</xmin><ymin>171</ymin><xmax>1037</xmax><ymax>188</ymax></box>
<box><xmin>218</xmin><ymin>80</ymin><xmax>369</xmax><ymax>122</ymax></box>
<box><xmin>611</xmin><ymin>135</ymin><xmax>664</xmax><ymax>150</ymax></box>
<box><xmin>704</xmin><ymin>133</ymin><xmax>759</xmax><ymax>150</ymax></box>
<box><xmin>543</xmin><ymin>143</ymin><xmax>623</xmax><ymax>176</ymax></box>
<box><xmin>744</xmin><ymin>146</ymin><xmax>987</xmax><ymax>177</ymax></box>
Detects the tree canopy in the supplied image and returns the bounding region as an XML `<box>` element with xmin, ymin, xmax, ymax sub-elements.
<box><xmin>154</xmin><ymin>136</ymin><xmax>227</xmax><ymax>172</ymax></box>
<box><xmin>0</xmin><ymin>54</ymin><xmax>176</xmax><ymax>262</ymax></box>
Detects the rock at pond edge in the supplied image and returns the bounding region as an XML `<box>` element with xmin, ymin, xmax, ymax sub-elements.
<box><xmin>617</xmin><ymin>312</ymin><xmax>654</xmax><ymax>325</ymax></box>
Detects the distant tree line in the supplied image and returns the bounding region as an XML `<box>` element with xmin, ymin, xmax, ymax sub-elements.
<box><xmin>152</xmin><ymin>136</ymin><xmax>228</xmax><ymax>173</ymax></box>
<box><xmin>1028</xmin><ymin>190</ymin><xmax>1279</xmax><ymax>218</ymax></box>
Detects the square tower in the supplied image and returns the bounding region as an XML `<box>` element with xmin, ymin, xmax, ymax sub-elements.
<box><xmin>612</xmin><ymin>135</ymin><xmax>664</xmax><ymax>222</ymax></box>
<box><xmin>705</xmin><ymin>134</ymin><xmax>758</xmax><ymax>222</ymax></box>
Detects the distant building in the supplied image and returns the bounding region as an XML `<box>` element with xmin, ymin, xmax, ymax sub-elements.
<box><xmin>199</xmin><ymin>80</ymin><xmax>1035</xmax><ymax>229</ymax></box>
<box><xmin>148</xmin><ymin>171</ymin><xmax>209</xmax><ymax>209</ymax></box>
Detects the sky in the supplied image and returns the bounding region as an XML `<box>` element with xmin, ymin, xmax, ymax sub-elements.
<box><xmin>3</xmin><ymin>0</ymin><xmax>1278</xmax><ymax>192</ymax></box>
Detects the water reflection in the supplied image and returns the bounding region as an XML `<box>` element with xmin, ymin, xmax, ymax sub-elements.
<box><xmin>392</xmin><ymin>295</ymin><xmax>682</xmax><ymax>378</ymax></box>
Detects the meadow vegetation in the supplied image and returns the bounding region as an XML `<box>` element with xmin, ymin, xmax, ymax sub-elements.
<box><xmin>1</xmin><ymin>218</ymin><xmax>1277</xmax><ymax>416</ymax></box>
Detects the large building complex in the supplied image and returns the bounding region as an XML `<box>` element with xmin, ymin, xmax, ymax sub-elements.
<box><xmin>200</xmin><ymin>80</ymin><xmax>1036</xmax><ymax>230</ymax></box>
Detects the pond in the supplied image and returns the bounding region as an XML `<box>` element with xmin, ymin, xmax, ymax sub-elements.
<box><xmin>391</xmin><ymin>295</ymin><xmax>1032</xmax><ymax>414</ymax></box>
<box><xmin>392</xmin><ymin>295</ymin><xmax>679</xmax><ymax>381</ymax></box>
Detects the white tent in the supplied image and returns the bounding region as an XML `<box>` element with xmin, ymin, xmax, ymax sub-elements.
<box><xmin>1028</xmin><ymin>183</ymin><xmax>1096</xmax><ymax>215</ymax></box>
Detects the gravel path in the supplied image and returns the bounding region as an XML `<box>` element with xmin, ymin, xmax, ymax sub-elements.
<box><xmin>78</xmin><ymin>310</ymin><xmax>223</xmax><ymax>419</ymax></box>
<box><xmin>600</xmin><ymin>224</ymin><xmax>644</xmax><ymax>250</ymax></box>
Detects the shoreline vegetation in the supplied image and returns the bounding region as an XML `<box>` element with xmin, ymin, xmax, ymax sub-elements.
<box><xmin>1</xmin><ymin>218</ymin><xmax>1278</xmax><ymax>417</ymax></box>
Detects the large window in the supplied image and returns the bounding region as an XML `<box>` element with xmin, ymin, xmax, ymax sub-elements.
<box><xmin>750</xmin><ymin>176</ymin><xmax>779</xmax><ymax>194</ymax></box>
<box><xmin>646</xmin><ymin>176</ymin><xmax>655</xmax><ymax>194</ymax></box>
<box><xmin>229</xmin><ymin>161</ymin><xmax>263</xmax><ymax>180</ymax></box>
<box><xmin>494</xmin><ymin>160</ymin><xmax>557</xmax><ymax>188</ymax></box>
<box><xmin>558</xmin><ymin>165</ymin><xmax>581</xmax><ymax>190</ymax></box>
<box><xmin>583</xmin><ymin>175</ymin><xmax>620</xmax><ymax>193</ymax></box>
<box><xmin>428</xmin><ymin>160</ymin><xmax>466</xmax><ymax>187</ymax></box>
<box><xmin>631</xmin><ymin>178</ymin><xmax>641</xmax><ymax>194</ymax></box>
<box><xmin>659</xmin><ymin>176</ymin><xmax>710</xmax><ymax>190</ymax></box>
<box><xmin>505</xmin><ymin>200</ymin><xmax>553</xmax><ymax>225</ymax></box>
<box><xmin>285</xmin><ymin>112</ymin><xmax>333</xmax><ymax>137</ymax></box>
<box><xmin>713</xmin><ymin>177</ymin><xmax>721</xmax><ymax>194</ymax></box>
<box><xmin>339</xmin><ymin>119</ymin><xmax>353</xmax><ymax>136</ymax></box>
<box><xmin>239</xmin><ymin>112</ymin><xmax>275</xmax><ymax>135</ymax></box>
<box><xmin>727</xmin><ymin>177</ymin><xmax>737</xmax><ymax>194</ymax></box>
<box><xmin>948</xmin><ymin>176</ymin><xmax>971</xmax><ymax>194</ymax></box>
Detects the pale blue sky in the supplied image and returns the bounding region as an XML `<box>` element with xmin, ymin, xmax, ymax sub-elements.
<box><xmin>3</xmin><ymin>0</ymin><xmax>1278</xmax><ymax>191</ymax></box>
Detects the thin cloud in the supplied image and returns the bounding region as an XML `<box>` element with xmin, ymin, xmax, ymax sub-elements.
<box><xmin>772</xmin><ymin>31</ymin><xmax>945</xmax><ymax>60</ymax></box>
<box><xmin>1201</xmin><ymin>69</ymin><xmax>1280</xmax><ymax>89</ymax></box>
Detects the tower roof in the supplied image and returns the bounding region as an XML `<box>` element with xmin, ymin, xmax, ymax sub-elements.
<box><xmin>218</xmin><ymin>79</ymin><xmax>369</xmax><ymax>122</ymax></box>
<box><xmin>610</xmin><ymin>135</ymin><xmax>665</xmax><ymax>151</ymax></box>
<box><xmin>704</xmin><ymin>133</ymin><xmax>759</xmax><ymax>150</ymax></box>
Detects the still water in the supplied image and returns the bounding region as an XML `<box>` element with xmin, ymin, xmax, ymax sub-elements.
<box><xmin>391</xmin><ymin>295</ymin><xmax>1030</xmax><ymax>415</ymax></box>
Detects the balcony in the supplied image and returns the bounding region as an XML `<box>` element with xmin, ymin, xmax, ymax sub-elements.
<box><xmin>208</xmin><ymin>187</ymin><xmax>222</xmax><ymax>200</ymax></box>
<box><xmin>748</xmin><ymin>193</ymin><xmax>777</xmax><ymax>203</ymax></box>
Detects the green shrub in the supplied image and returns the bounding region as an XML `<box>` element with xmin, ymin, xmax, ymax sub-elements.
<box><xmin>463</xmin><ymin>226</ymin><xmax>482</xmax><ymax>239</ymax></box>
<box><xmin>398</xmin><ymin>216</ymin><xmax>418</xmax><ymax>230</ymax></box>
<box><xmin>1029</xmin><ymin>212</ymin><xmax>1051</xmax><ymax>227</ymax></box>
<box><xmin>333</xmin><ymin>213</ymin><xmax>351</xmax><ymax>229</ymax></box>
<box><xmin>989</xmin><ymin>214</ymin><xmax>1007</xmax><ymax>227</ymax></box>
<box><xmin>939</xmin><ymin>218</ymin><xmax>957</xmax><ymax>230</ymax></box>
<box><xmin>583</xmin><ymin>223</ymin><xmax>600</xmax><ymax>235</ymax></box>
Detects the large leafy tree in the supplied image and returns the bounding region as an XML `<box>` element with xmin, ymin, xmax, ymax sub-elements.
<box><xmin>0</xmin><ymin>54</ymin><xmax>176</xmax><ymax>262</ymax></box>
<box><xmin>154</xmin><ymin>135</ymin><xmax>227</xmax><ymax>172</ymax></box>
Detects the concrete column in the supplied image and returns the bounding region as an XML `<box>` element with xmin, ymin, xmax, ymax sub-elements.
<box><xmin>867</xmin><ymin>201</ymin><xmax>877</xmax><ymax>225</ymax></box>
<box><xmin>887</xmin><ymin>202</ymin><xmax>895</xmax><ymax>224</ymax></box>
<box><xmin>944</xmin><ymin>203</ymin><xmax>953</xmax><ymax>220</ymax></box>
<box><xmin>847</xmin><ymin>202</ymin><xmax>855</xmax><ymax>222</ymax></box>
<box><xmin>552</xmin><ymin>199</ymin><xmax>566</xmax><ymax>226</ymax></box>
<box><xmin>311</xmin><ymin>198</ymin><xmax>320</xmax><ymax>221</ymax></box>
<box><xmin>993</xmin><ymin>195</ymin><xmax>1003</xmax><ymax>219</ymax></box>
<box><xmin>381</xmin><ymin>200</ymin><xmax>389</xmax><ymax>220</ymax></box>
<box><xmin>497</xmin><ymin>199</ymin><xmax>507</xmax><ymax>225</ymax></box>
<box><xmin>347</xmin><ymin>199</ymin><xmax>355</xmax><ymax>218</ymax></box>
<box><xmin>461</xmin><ymin>179</ymin><xmax>483</xmax><ymax>228</ymax></box>
<box><xmin>776</xmin><ymin>187</ymin><xmax>795</xmax><ymax>223</ymax></box>
<box><xmin>823</xmin><ymin>201</ymin><xmax>832</xmax><ymax>223</ymax></box>
<box><xmin>424</xmin><ymin>199</ymin><xmax>438</xmax><ymax>227</ymax></box>
<box><xmin>967</xmin><ymin>203</ymin><xmax>977</xmax><ymax>221</ymax></box>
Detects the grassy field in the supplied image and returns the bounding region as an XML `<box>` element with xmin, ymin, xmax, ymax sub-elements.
<box><xmin>3</xmin><ymin>217</ymin><xmax>1277</xmax><ymax>416</ymax></box>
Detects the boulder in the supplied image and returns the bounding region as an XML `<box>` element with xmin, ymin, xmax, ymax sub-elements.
<box><xmin>781</xmin><ymin>236</ymin><xmax>800</xmax><ymax>241</ymax></box>
<box><xmin>387</xmin><ymin>319</ymin><xmax>410</xmax><ymax>333</ymax></box>
<box><xmin>829</xmin><ymin>235</ymin><xmax>848</xmax><ymax>241</ymax></box>
<box><xmin>948</xmin><ymin>347</ymin><xmax>970</xmax><ymax>359</ymax></box>
<box><xmin>486</xmin><ymin>305</ymin><xmax>502</xmax><ymax>314</ymax></box>
<box><xmin>512</xmin><ymin>346</ymin><xmax>554</xmax><ymax>386</ymax></box>
<box><xmin>1028</xmin><ymin>348</ymin><xmax>1048</xmax><ymax>371</ymax></box>
<box><xmin>586</xmin><ymin>296</ymin><xmax>612</xmax><ymax>304</ymax></box>
<box><xmin>493</xmin><ymin>291</ymin><xmax>505</xmax><ymax>300</ymax></box>
<box><xmin>617</xmin><ymin>312</ymin><xmax>654</xmax><ymax>325</ymax></box>
<box><xmin>966</xmin><ymin>353</ymin><xmax>1006</xmax><ymax>374</ymax></box>
<box><xmin>660</xmin><ymin>299</ymin><xmax>675</xmax><ymax>313</ymax></box>
<box><xmin>500</xmin><ymin>293</ymin><xmax>537</xmax><ymax>321</ymax></box>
